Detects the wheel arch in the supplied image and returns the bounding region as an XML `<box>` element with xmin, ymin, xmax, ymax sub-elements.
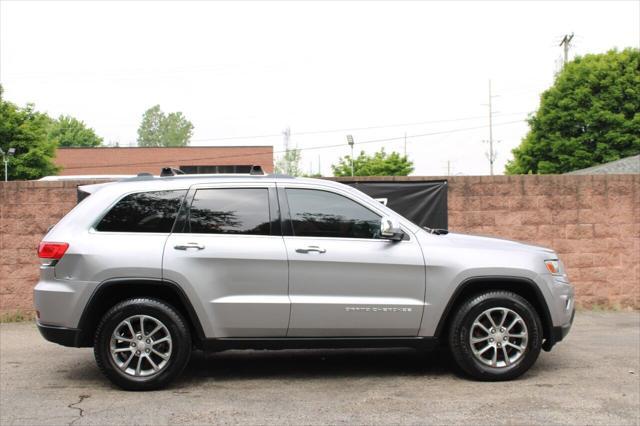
<box><xmin>76</xmin><ymin>278</ymin><xmax>205</xmax><ymax>348</ymax></box>
<box><xmin>434</xmin><ymin>276</ymin><xmax>553</xmax><ymax>347</ymax></box>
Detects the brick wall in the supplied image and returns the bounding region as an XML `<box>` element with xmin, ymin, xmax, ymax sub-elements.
<box><xmin>1</xmin><ymin>175</ymin><xmax>638</xmax><ymax>316</ymax></box>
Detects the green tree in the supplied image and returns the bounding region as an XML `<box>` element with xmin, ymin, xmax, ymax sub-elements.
<box><xmin>332</xmin><ymin>148</ymin><xmax>414</xmax><ymax>176</ymax></box>
<box><xmin>274</xmin><ymin>148</ymin><xmax>302</xmax><ymax>176</ymax></box>
<box><xmin>506</xmin><ymin>48</ymin><xmax>640</xmax><ymax>174</ymax></box>
<box><xmin>161</xmin><ymin>112</ymin><xmax>193</xmax><ymax>147</ymax></box>
<box><xmin>137</xmin><ymin>105</ymin><xmax>163</xmax><ymax>146</ymax></box>
<box><xmin>0</xmin><ymin>86</ymin><xmax>59</xmax><ymax>180</ymax></box>
<box><xmin>48</xmin><ymin>115</ymin><xmax>103</xmax><ymax>147</ymax></box>
<box><xmin>137</xmin><ymin>105</ymin><xmax>193</xmax><ymax>147</ymax></box>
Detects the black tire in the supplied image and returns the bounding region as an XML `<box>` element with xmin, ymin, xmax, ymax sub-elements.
<box><xmin>448</xmin><ymin>291</ymin><xmax>543</xmax><ymax>381</ymax></box>
<box><xmin>94</xmin><ymin>298</ymin><xmax>191</xmax><ymax>391</ymax></box>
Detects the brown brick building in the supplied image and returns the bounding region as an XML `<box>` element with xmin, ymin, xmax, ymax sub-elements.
<box><xmin>54</xmin><ymin>146</ymin><xmax>274</xmax><ymax>176</ymax></box>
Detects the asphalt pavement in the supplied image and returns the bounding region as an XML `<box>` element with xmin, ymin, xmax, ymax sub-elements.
<box><xmin>1</xmin><ymin>311</ymin><xmax>639</xmax><ymax>425</ymax></box>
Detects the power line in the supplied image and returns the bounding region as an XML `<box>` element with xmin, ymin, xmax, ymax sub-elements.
<box><xmin>292</xmin><ymin>113</ymin><xmax>525</xmax><ymax>136</ymax></box>
<box><xmin>62</xmin><ymin>119</ymin><xmax>525</xmax><ymax>171</ymax></box>
<box><xmin>188</xmin><ymin>111</ymin><xmax>530</xmax><ymax>143</ymax></box>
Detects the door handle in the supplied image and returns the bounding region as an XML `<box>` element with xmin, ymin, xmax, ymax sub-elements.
<box><xmin>174</xmin><ymin>243</ymin><xmax>205</xmax><ymax>250</ymax></box>
<box><xmin>296</xmin><ymin>246</ymin><xmax>326</xmax><ymax>254</ymax></box>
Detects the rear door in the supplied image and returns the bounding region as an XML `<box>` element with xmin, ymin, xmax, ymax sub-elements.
<box><xmin>162</xmin><ymin>183</ymin><xmax>289</xmax><ymax>338</ymax></box>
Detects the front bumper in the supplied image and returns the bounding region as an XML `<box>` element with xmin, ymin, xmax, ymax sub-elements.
<box><xmin>542</xmin><ymin>307</ymin><xmax>575</xmax><ymax>351</ymax></box>
<box><xmin>37</xmin><ymin>322</ymin><xmax>84</xmax><ymax>347</ymax></box>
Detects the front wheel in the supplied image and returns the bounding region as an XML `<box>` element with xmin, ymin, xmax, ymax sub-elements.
<box><xmin>94</xmin><ymin>298</ymin><xmax>192</xmax><ymax>390</ymax></box>
<box><xmin>448</xmin><ymin>291</ymin><xmax>543</xmax><ymax>381</ymax></box>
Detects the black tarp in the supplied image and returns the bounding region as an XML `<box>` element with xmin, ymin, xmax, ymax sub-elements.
<box><xmin>345</xmin><ymin>180</ymin><xmax>448</xmax><ymax>230</ymax></box>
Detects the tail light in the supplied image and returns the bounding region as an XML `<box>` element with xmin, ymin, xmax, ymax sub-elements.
<box><xmin>37</xmin><ymin>242</ymin><xmax>69</xmax><ymax>260</ymax></box>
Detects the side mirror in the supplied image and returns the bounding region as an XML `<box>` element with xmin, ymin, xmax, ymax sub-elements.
<box><xmin>380</xmin><ymin>216</ymin><xmax>404</xmax><ymax>241</ymax></box>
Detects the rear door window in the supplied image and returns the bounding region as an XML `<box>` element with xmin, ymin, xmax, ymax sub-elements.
<box><xmin>96</xmin><ymin>190</ymin><xmax>187</xmax><ymax>233</ymax></box>
<box><xmin>185</xmin><ymin>188</ymin><xmax>271</xmax><ymax>235</ymax></box>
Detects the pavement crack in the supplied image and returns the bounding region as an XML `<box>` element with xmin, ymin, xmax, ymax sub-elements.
<box><xmin>67</xmin><ymin>394</ymin><xmax>90</xmax><ymax>426</ymax></box>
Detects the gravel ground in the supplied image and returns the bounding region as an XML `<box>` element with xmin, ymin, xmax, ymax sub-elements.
<box><xmin>1</xmin><ymin>311</ymin><xmax>639</xmax><ymax>425</ymax></box>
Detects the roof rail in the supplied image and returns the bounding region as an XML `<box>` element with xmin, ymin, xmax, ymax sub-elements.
<box><xmin>249</xmin><ymin>165</ymin><xmax>264</xmax><ymax>175</ymax></box>
<box><xmin>121</xmin><ymin>166</ymin><xmax>278</xmax><ymax>181</ymax></box>
<box><xmin>157</xmin><ymin>165</ymin><xmax>267</xmax><ymax>177</ymax></box>
<box><xmin>120</xmin><ymin>173</ymin><xmax>154</xmax><ymax>182</ymax></box>
<box><xmin>160</xmin><ymin>167</ymin><xmax>185</xmax><ymax>177</ymax></box>
<box><xmin>266</xmin><ymin>173</ymin><xmax>294</xmax><ymax>179</ymax></box>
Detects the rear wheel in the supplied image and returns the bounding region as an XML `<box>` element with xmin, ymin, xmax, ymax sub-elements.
<box><xmin>94</xmin><ymin>298</ymin><xmax>191</xmax><ymax>390</ymax></box>
<box><xmin>448</xmin><ymin>291</ymin><xmax>543</xmax><ymax>381</ymax></box>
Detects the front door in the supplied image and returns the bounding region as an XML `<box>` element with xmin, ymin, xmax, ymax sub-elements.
<box><xmin>280</xmin><ymin>186</ymin><xmax>426</xmax><ymax>337</ymax></box>
<box><xmin>163</xmin><ymin>184</ymin><xmax>289</xmax><ymax>338</ymax></box>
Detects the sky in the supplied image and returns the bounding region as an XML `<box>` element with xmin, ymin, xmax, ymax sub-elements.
<box><xmin>1</xmin><ymin>0</ymin><xmax>639</xmax><ymax>176</ymax></box>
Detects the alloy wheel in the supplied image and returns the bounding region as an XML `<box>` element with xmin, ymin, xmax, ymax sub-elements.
<box><xmin>109</xmin><ymin>314</ymin><xmax>173</xmax><ymax>377</ymax></box>
<box><xmin>469</xmin><ymin>307</ymin><xmax>528</xmax><ymax>368</ymax></box>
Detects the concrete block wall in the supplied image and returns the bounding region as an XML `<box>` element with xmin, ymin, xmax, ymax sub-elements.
<box><xmin>1</xmin><ymin>175</ymin><xmax>638</xmax><ymax>317</ymax></box>
<box><xmin>450</xmin><ymin>175</ymin><xmax>639</xmax><ymax>308</ymax></box>
<box><xmin>0</xmin><ymin>180</ymin><xmax>104</xmax><ymax>316</ymax></box>
<box><xmin>336</xmin><ymin>174</ymin><xmax>639</xmax><ymax>309</ymax></box>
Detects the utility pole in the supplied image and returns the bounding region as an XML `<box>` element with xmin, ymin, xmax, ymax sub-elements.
<box><xmin>559</xmin><ymin>33</ymin><xmax>574</xmax><ymax>66</ymax></box>
<box><xmin>404</xmin><ymin>132</ymin><xmax>407</xmax><ymax>157</ymax></box>
<box><xmin>318</xmin><ymin>155</ymin><xmax>321</xmax><ymax>176</ymax></box>
<box><xmin>282</xmin><ymin>127</ymin><xmax>291</xmax><ymax>174</ymax></box>
<box><xmin>346</xmin><ymin>135</ymin><xmax>355</xmax><ymax>177</ymax></box>
<box><xmin>487</xmin><ymin>79</ymin><xmax>496</xmax><ymax>175</ymax></box>
<box><xmin>447</xmin><ymin>160</ymin><xmax>451</xmax><ymax>176</ymax></box>
<box><xmin>282</xmin><ymin>127</ymin><xmax>290</xmax><ymax>152</ymax></box>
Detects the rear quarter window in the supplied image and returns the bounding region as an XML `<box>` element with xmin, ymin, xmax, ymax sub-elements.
<box><xmin>96</xmin><ymin>190</ymin><xmax>187</xmax><ymax>233</ymax></box>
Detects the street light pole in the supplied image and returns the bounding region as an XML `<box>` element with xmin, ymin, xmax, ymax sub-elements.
<box><xmin>0</xmin><ymin>148</ymin><xmax>15</xmax><ymax>182</ymax></box>
<box><xmin>346</xmin><ymin>135</ymin><xmax>355</xmax><ymax>177</ymax></box>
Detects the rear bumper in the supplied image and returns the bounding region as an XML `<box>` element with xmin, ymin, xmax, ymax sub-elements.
<box><xmin>33</xmin><ymin>275</ymin><xmax>97</xmax><ymax>331</ymax></box>
<box><xmin>37</xmin><ymin>322</ymin><xmax>84</xmax><ymax>347</ymax></box>
<box><xmin>542</xmin><ymin>308</ymin><xmax>575</xmax><ymax>351</ymax></box>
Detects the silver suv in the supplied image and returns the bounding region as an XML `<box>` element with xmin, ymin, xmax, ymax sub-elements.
<box><xmin>34</xmin><ymin>173</ymin><xmax>574</xmax><ymax>390</ymax></box>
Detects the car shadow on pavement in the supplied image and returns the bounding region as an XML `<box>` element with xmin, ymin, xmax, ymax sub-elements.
<box><xmin>178</xmin><ymin>347</ymin><xmax>457</xmax><ymax>384</ymax></box>
<box><xmin>58</xmin><ymin>346</ymin><xmax>557</xmax><ymax>389</ymax></box>
<box><xmin>56</xmin><ymin>347</ymin><xmax>462</xmax><ymax>390</ymax></box>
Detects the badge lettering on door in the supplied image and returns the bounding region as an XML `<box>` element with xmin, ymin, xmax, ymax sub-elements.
<box><xmin>345</xmin><ymin>307</ymin><xmax>413</xmax><ymax>312</ymax></box>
